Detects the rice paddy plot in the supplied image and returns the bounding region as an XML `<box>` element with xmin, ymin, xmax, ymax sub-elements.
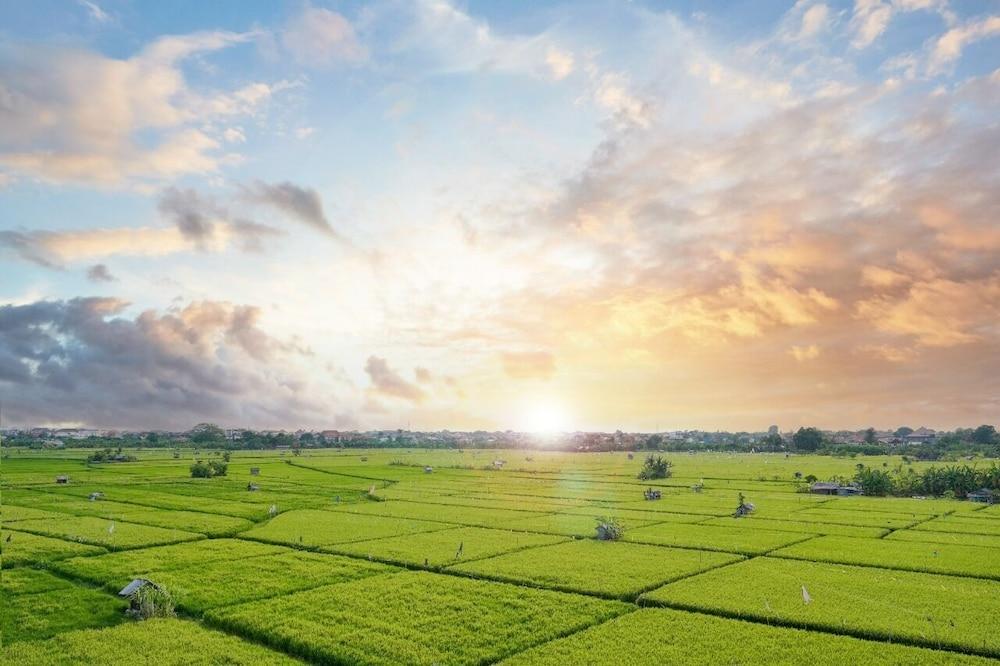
<box><xmin>642</xmin><ymin>556</ymin><xmax>1000</xmax><ymax>657</ymax></box>
<box><xmin>2</xmin><ymin>569</ymin><xmax>126</xmax><ymax>643</ymax></box>
<box><xmin>1</xmin><ymin>529</ymin><xmax>106</xmax><ymax>567</ymax></box>
<box><xmin>886</xmin><ymin>529</ymin><xmax>1000</xmax><ymax>549</ymax></box>
<box><xmin>499</xmin><ymin>607</ymin><xmax>995</xmax><ymax>666</ymax></box>
<box><xmin>449</xmin><ymin>538</ymin><xmax>742</xmax><ymax>599</ymax></box>
<box><xmin>13</xmin><ymin>498</ymin><xmax>255</xmax><ymax>536</ymax></box>
<box><xmin>702</xmin><ymin>516</ymin><xmax>889</xmax><ymax>538</ymax></box>
<box><xmin>625</xmin><ymin>522</ymin><xmax>812</xmax><ymax>555</ymax></box>
<box><xmin>335</xmin><ymin>499</ymin><xmax>551</xmax><ymax>528</ymax></box>
<box><xmin>0</xmin><ymin>617</ymin><xmax>301</xmax><ymax>665</ymax></box>
<box><xmin>771</xmin><ymin>535</ymin><xmax>1000</xmax><ymax>579</ymax></box>
<box><xmin>142</xmin><ymin>551</ymin><xmax>396</xmax><ymax>613</ymax></box>
<box><xmin>10</xmin><ymin>516</ymin><xmax>203</xmax><ymax>550</ymax></box>
<box><xmin>205</xmin><ymin>570</ymin><xmax>631</xmax><ymax>666</ymax></box>
<box><xmin>911</xmin><ymin>516</ymin><xmax>1000</xmax><ymax>537</ymax></box>
<box><xmin>326</xmin><ymin>525</ymin><xmax>568</xmax><ymax>568</ymax></box>
<box><xmin>240</xmin><ymin>508</ymin><xmax>452</xmax><ymax>547</ymax></box>
<box><xmin>1</xmin><ymin>504</ymin><xmax>67</xmax><ymax>522</ymax></box>
<box><xmin>500</xmin><ymin>511</ymin><xmax>666</xmax><ymax>538</ymax></box>
<box><xmin>557</xmin><ymin>505</ymin><xmax>710</xmax><ymax>524</ymax></box>
<box><xmin>2</xmin><ymin>567</ymin><xmax>80</xmax><ymax>595</ymax></box>
<box><xmin>783</xmin><ymin>507</ymin><xmax>926</xmax><ymax>529</ymax></box>
<box><xmin>51</xmin><ymin>538</ymin><xmax>289</xmax><ymax>588</ymax></box>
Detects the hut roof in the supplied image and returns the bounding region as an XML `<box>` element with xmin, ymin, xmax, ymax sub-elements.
<box><xmin>118</xmin><ymin>578</ymin><xmax>160</xmax><ymax>598</ymax></box>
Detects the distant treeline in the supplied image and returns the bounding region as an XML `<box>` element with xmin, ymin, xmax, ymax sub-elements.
<box><xmin>3</xmin><ymin>423</ymin><xmax>998</xmax><ymax>460</ymax></box>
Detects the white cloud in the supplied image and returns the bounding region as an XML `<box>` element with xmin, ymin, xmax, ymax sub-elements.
<box><xmin>929</xmin><ymin>15</ymin><xmax>1000</xmax><ymax>74</ymax></box>
<box><xmin>545</xmin><ymin>47</ymin><xmax>574</xmax><ymax>80</ymax></box>
<box><xmin>77</xmin><ymin>0</ymin><xmax>111</xmax><ymax>23</ymax></box>
<box><xmin>281</xmin><ymin>6</ymin><xmax>367</xmax><ymax>66</ymax></box>
<box><xmin>0</xmin><ymin>31</ymin><xmax>282</xmax><ymax>187</ymax></box>
<box><xmin>223</xmin><ymin>127</ymin><xmax>246</xmax><ymax>144</ymax></box>
<box><xmin>799</xmin><ymin>4</ymin><xmax>831</xmax><ymax>39</ymax></box>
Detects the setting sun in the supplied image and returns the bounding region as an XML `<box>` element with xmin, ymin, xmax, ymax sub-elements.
<box><xmin>519</xmin><ymin>399</ymin><xmax>573</xmax><ymax>434</ymax></box>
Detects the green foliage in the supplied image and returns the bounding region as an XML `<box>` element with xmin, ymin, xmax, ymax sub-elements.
<box><xmin>853</xmin><ymin>466</ymin><xmax>895</xmax><ymax>496</ymax></box>
<box><xmin>636</xmin><ymin>455</ymin><xmax>672</xmax><ymax>480</ymax></box>
<box><xmin>189</xmin><ymin>423</ymin><xmax>226</xmax><ymax>445</ymax></box>
<box><xmin>86</xmin><ymin>448</ymin><xmax>138</xmax><ymax>463</ymax></box>
<box><xmin>971</xmin><ymin>425</ymin><xmax>998</xmax><ymax>445</ymax></box>
<box><xmin>190</xmin><ymin>460</ymin><xmax>228</xmax><ymax>478</ymax></box>
<box><xmin>449</xmin><ymin>539</ymin><xmax>740</xmax><ymax>599</ymax></box>
<box><xmin>500</xmin><ymin>608</ymin><xmax>994</xmax><ymax>666</ymax></box>
<box><xmin>643</xmin><ymin>557</ymin><xmax>1000</xmax><ymax>657</ymax></box>
<box><xmin>793</xmin><ymin>427</ymin><xmax>824</xmax><ymax>452</ymax></box>
<box><xmin>594</xmin><ymin>516</ymin><xmax>626</xmax><ymax>540</ymax></box>
<box><xmin>206</xmin><ymin>571</ymin><xmax>630</xmax><ymax>665</ymax></box>
<box><xmin>132</xmin><ymin>584</ymin><xmax>176</xmax><ymax>620</ymax></box>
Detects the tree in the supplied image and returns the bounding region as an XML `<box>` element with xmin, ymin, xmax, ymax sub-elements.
<box><xmin>894</xmin><ymin>426</ymin><xmax>914</xmax><ymax>438</ymax></box>
<box><xmin>637</xmin><ymin>455</ymin><xmax>672</xmax><ymax>480</ymax></box>
<box><xmin>190</xmin><ymin>423</ymin><xmax>226</xmax><ymax>445</ymax></box>
<box><xmin>853</xmin><ymin>465</ymin><xmax>894</xmax><ymax>496</ymax></box>
<box><xmin>863</xmin><ymin>428</ymin><xmax>877</xmax><ymax>444</ymax></box>
<box><xmin>645</xmin><ymin>434</ymin><xmax>663</xmax><ymax>450</ymax></box>
<box><xmin>792</xmin><ymin>427</ymin><xmax>824</xmax><ymax>452</ymax></box>
<box><xmin>971</xmin><ymin>425</ymin><xmax>998</xmax><ymax>446</ymax></box>
<box><xmin>761</xmin><ymin>433</ymin><xmax>783</xmax><ymax>450</ymax></box>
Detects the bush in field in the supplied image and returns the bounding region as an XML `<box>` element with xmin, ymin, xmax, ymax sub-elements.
<box><xmin>853</xmin><ymin>466</ymin><xmax>894</xmax><ymax>496</ymax></box>
<box><xmin>190</xmin><ymin>460</ymin><xmax>228</xmax><ymax>478</ymax></box>
<box><xmin>595</xmin><ymin>517</ymin><xmax>625</xmax><ymax>540</ymax></box>
<box><xmin>637</xmin><ymin>455</ymin><xmax>672</xmax><ymax>480</ymax></box>
<box><xmin>132</xmin><ymin>584</ymin><xmax>176</xmax><ymax>620</ymax></box>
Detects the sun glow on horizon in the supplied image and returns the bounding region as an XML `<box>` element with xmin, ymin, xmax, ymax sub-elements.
<box><xmin>518</xmin><ymin>398</ymin><xmax>573</xmax><ymax>435</ymax></box>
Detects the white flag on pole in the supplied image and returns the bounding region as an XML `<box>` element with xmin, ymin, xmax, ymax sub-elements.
<box><xmin>801</xmin><ymin>585</ymin><xmax>812</xmax><ymax>604</ymax></box>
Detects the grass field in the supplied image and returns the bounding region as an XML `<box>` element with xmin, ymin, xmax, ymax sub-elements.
<box><xmin>1</xmin><ymin>448</ymin><xmax>997</xmax><ymax>663</ymax></box>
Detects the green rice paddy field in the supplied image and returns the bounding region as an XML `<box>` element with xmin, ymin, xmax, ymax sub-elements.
<box><xmin>2</xmin><ymin>448</ymin><xmax>998</xmax><ymax>664</ymax></box>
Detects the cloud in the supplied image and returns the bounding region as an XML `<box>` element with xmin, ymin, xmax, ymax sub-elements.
<box><xmin>86</xmin><ymin>264</ymin><xmax>116</xmax><ymax>282</ymax></box>
<box><xmin>158</xmin><ymin>187</ymin><xmax>222</xmax><ymax>243</ymax></box>
<box><xmin>789</xmin><ymin>344</ymin><xmax>821</xmax><ymax>361</ymax></box>
<box><xmin>157</xmin><ymin>186</ymin><xmax>284</xmax><ymax>251</ymax></box>
<box><xmin>414</xmin><ymin>366</ymin><xmax>432</xmax><ymax>383</ymax></box>
<box><xmin>797</xmin><ymin>3</ymin><xmax>831</xmax><ymax>40</ymax></box>
<box><xmin>77</xmin><ymin>0</ymin><xmax>110</xmax><ymax>23</ymax></box>
<box><xmin>241</xmin><ymin>181</ymin><xmax>335</xmax><ymax>236</ymax></box>
<box><xmin>501</xmin><ymin>351</ymin><xmax>556</xmax><ymax>380</ymax></box>
<box><xmin>0</xmin><ymin>298</ymin><xmax>328</xmax><ymax>428</ymax></box>
<box><xmin>545</xmin><ymin>47</ymin><xmax>574</xmax><ymax>80</ymax></box>
<box><xmin>850</xmin><ymin>0</ymin><xmax>894</xmax><ymax>48</ymax></box>
<box><xmin>1</xmin><ymin>189</ymin><xmax>283</xmax><ymax>267</ymax></box>
<box><xmin>281</xmin><ymin>6</ymin><xmax>366</xmax><ymax>66</ymax></box>
<box><xmin>0</xmin><ymin>30</ymin><xmax>283</xmax><ymax>186</ymax></box>
<box><xmin>929</xmin><ymin>15</ymin><xmax>1000</xmax><ymax>73</ymax></box>
<box><xmin>364</xmin><ymin>356</ymin><xmax>425</xmax><ymax>402</ymax></box>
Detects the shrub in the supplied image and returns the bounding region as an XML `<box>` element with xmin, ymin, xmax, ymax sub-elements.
<box><xmin>637</xmin><ymin>455</ymin><xmax>672</xmax><ymax>480</ymax></box>
<box><xmin>132</xmin><ymin>584</ymin><xmax>176</xmax><ymax>620</ymax></box>
<box><xmin>595</xmin><ymin>517</ymin><xmax>625</xmax><ymax>540</ymax></box>
<box><xmin>190</xmin><ymin>460</ymin><xmax>228</xmax><ymax>478</ymax></box>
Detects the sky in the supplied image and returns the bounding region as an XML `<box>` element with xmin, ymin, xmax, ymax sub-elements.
<box><xmin>1</xmin><ymin>0</ymin><xmax>999</xmax><ymax>432</ymax></box>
